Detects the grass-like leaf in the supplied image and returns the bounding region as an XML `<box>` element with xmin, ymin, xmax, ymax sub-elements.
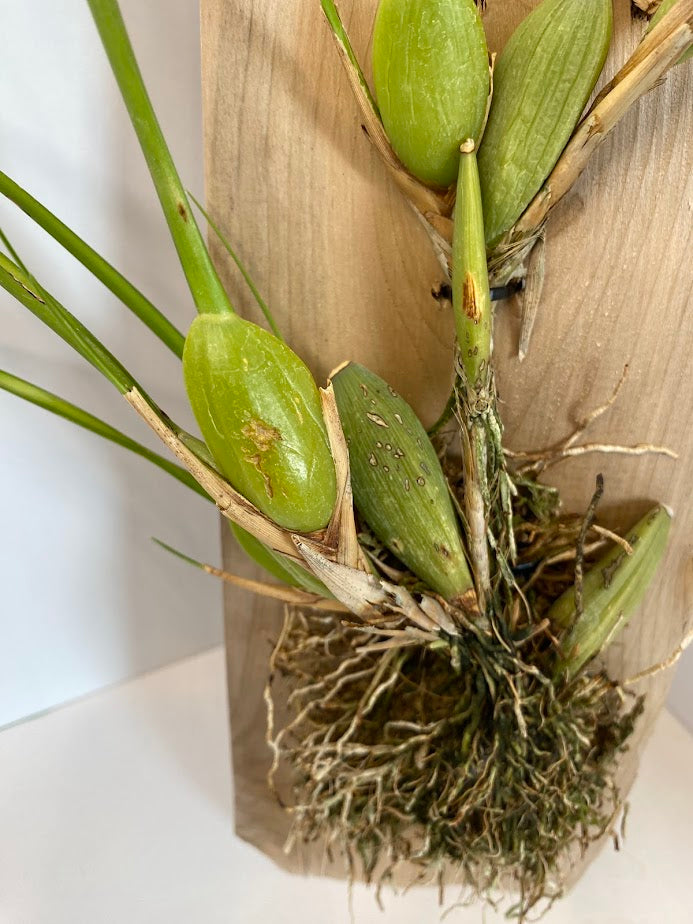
<box><xmin>0</xmin><ymin>368</ymin><xmax>208</xmax><ymax>500</ymax></box>
<box><xmin>0</xmin><ymin>248</ymin><xmax>137</xmax><ymax>395</ymax></box>
<box><xmin>153</xmin><ymin>536</ymin><xmax>335</xmax><ymax>606</ymax></box>
<box><xmin>87</xmin><ymin>0</ymin><xmax>234</xmax><ymax>318</ymax></box>
<box><xmin>0</xmin><ymin>236</ymin><xmax>310</xmax><ymax>587</ymax></box>
<box><xmin>188</xmin><ymin>192</ymin><xmax>282</xmax><ymax>340</ymax></box>
<box><xmin>0</xmin><ymin>170</ymin><xmax>185</xmax><ymax>357</ymax></box>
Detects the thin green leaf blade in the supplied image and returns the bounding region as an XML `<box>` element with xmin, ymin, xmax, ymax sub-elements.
<box><xmin>87</xmin><ymin>0</ymin><xmax>233</xmax><ymax>317</ymax></box>
<box><xmin>0</xmin><ymin>250</ymin><xmax>136</xmax><ymax>395</ymax></box>
<box><xmin>0</xmin><ymin>170</ymin><xmax>185</xmax><ymax>357</ymax></box>
<box><xmin>0</xmin><ymin>368</ymin><xmax>208</xmax><ymax>499</ymax></box>
<box><xmin>188</xmin><ymin>192</ymin><xmax>282</xmax><ymax>340</ymax></box>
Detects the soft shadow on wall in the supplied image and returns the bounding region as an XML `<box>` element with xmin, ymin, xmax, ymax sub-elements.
<box><xmin>0</xmin><ymin>0</ymin><xmax>223</xmax><ymax>727</ymax></box>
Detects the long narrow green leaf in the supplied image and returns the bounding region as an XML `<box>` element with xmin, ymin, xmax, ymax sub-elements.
<box><xmin>188</xmin><ymin>192</ymin><xmax>282</xmax><ymax>340</ymax></box>
<box><xmin>0</xmin><ymin>249</ymin><xmax>211</xmax><ymax>481</ymax></box>
<box><xmin>0</xmin><ymin>368</ymin><xmax>324</xmax><ymax>590</ymax></box>
<box><xmin>0</xmin><ymin>226</ymin><xmax>28</xmax><ymax>270</ymax></box>
<box><xmin>152</xmin><ymin>536</ymin><xmax>333</xmax><ymax>602</ymax></box>
<box><xmin>0</xmin><ymin>250</ymin><xmax>136</xmax><ymax>395</ymax></box>
<box><xmin>0</xmin><ymin>247</ymin><xmax>321</xmax><ymax>589</ymax></box>
<box><xmin>0</xmin><ymin>368</ymin><xmax>209</xmax><ymax>500</ymax></box>
<box><xmin>0</xmin><ymin>170</ymin><xmax>185</xmax><ymax>357</ymax></box>
<box><xmin>87</xmin><ymin>0</ymin><xmax>233</xmax><ymax>317</ymax></box>
<box><xmin>320</xmin><ymin>0</ymin><xmax>380</xmax><ymax>116</ymax></box>
<box><xmin>152</xmin><ymin>537</ymin><xmax>210</xmax><ymax>571</ymax></box>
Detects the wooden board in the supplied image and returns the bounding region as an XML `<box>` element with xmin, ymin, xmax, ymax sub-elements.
<box><xmin>202</xmin><ymin>0</ymin><xmax>693</xmax><ymax>885</ymax></box>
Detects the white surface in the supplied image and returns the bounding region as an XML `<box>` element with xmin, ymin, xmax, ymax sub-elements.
<box><xmin>1</xmin><ymin>646</ymin><xmax>691</xmax><ymax>924</ymax></box>
<box><xmin>0</xmin><ymin>0</ymin><xmax>223</xmax><ymax>726</ymax></box>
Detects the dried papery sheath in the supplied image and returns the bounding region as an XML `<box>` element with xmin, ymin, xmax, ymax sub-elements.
<box><xmin>229</xmin><ymin>523</ymin><xmax>331</xmax><ymax>596</ymax></box>
<box><xmin>331</xmin><ymin>362</ymin><xmax>476</xmax><ymax>606</ymax></box>
<box><xmin>372</xmin><ymin>0</ymin><xmax>489</xmax><ymax>187</ymax></box>
<box><xmin>551</xmin><ymin>505</ymin><xmax>671</xmax><ymax>680</ymax></box>
<box><xmin>183</xmin><ymin>315</ymin><xmax>337</xmax><ymax>533</ymax></box>
<box><xmin>648</xmin><ymin>0</ymin><xmax>693</xmax><ymax>59</ymax></box>
<box><xmin>478</xmin><ymin>0</ymin><xmax>613</xmax><ymax>246</ymax></box>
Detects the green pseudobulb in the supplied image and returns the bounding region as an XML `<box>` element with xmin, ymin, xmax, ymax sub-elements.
<box><xmin>478</xmin><ymin>0</ymin><xmax>613</xmax><ymax>246</ymax></box>
<box><xmin>332</xmin><ymin>362</ymin><xmax>475</xmax><ymax>605</ymax></box>
<box><xmin>550</xmin><ymin>505</ymin><xmax>671</xmax><ymax>680</ymax></box>
<box><xmin>183</xmin><ymin>313</ymin><xmax>336</xmax><ymax>533</ymax></box>
<box><xmin>372</xmin><ymin>0</ymin><xmax>489</xmax><ymax>187</ymax></box>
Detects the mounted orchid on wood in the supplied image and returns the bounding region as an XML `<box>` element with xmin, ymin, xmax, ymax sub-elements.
<box><xmin>1</xmin><ymin>0</ymin><xmax>692</xmax><ymax>918</ymax></box>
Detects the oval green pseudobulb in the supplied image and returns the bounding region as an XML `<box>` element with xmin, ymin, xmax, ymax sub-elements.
<box><xmin>332</xmin><ymin>362</ymin><xmax>475</xmax><ymax>607</ymax></box>
<box><xmin>229</xmin><ymin>522</ymin><xmax>331</xmax><ymax>597</ymax></box>
<box><xmin>550</xmin><ymin>505</ymin><xmax>671</xmax><ymax>681</ymax></box>
<box><xmin>176</xmin><ymin>427</ymin><xmax>332</xmax><ymax>593</ymax></box>
<box><xmin>647</xmin><ymin>0</ymin><xmax>693</xmax><ymax>61</ymax></box>
<box><xmin>183</xmin><ymin>314</ymin><xmax>337</xmax><ymax>533</ymax></box>
<box><xmin>478</xmin><ymin>0</ymin><xmax>613</xmax><ymax>246</ymax></box>
<box><xmin>372</xmin><ymin>0</ymin><xmax>490</xmax><ymax>188</ymax></box>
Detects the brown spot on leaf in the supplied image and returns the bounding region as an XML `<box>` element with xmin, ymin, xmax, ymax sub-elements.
<box><xmin>241</xmin><ymin>420</ymin><xmax>282</xmax><ymax>500</ymax></box>
<box><xmin>242</xmin><ymin>419</ymin><xmax>282</xmax><ymax>453</ymax></box>
<box><xmin>245</xmin><ymin>453</ymin><xmax>274</xmax><ymax>498</ymax></box>
<box><xmin>463</xmin><ymin>272</ymin><xmax>481</xmax><ymax>324</ymax></box>
<box><xmin>177</xmin><ymin>202</ymin><xmax>188</xmax><ymax>222</ymax></box>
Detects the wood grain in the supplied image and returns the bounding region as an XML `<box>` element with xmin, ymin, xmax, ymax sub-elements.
<box><xmin>202</xmin><ymin>0</ymin><xmax>693</xmax><ymax>885</ymax></box>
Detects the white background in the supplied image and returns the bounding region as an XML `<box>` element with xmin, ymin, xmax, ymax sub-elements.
<box><xmin>1</xmin><ymin>648</ymin><xmax>691</xmax><ymax>923</ymax></box>
<box><xmin>0</xmin><ymin>0</ymin><xmax>222</xmax><ymax>728</ymax></box>
<box><xmin>1</xmin><ymin>0</ymin><xmax>691</xmax><ymax>731</ymax></box>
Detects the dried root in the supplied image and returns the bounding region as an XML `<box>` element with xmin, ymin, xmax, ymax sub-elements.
<box><xmin>267</xmin><ymin>603</ymin><xmax>642</xmax><ymax>920</ymax></box>
<box><xmin>504</xmin><ymin>365</ymin><xmax>677</xmax><ymax>477</ymax></box>
<box><xmin>257</xmin><ymin>362</ymin><xmax>678</xmax><ymax>918</ymax></box>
